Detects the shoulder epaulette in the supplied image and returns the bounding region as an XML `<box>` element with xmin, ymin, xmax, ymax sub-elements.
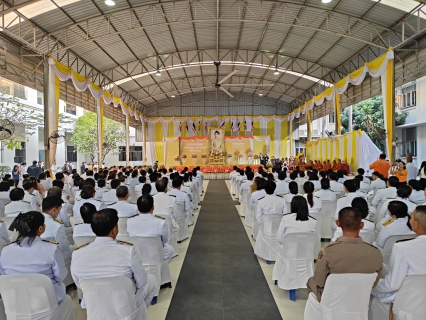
<box><xmin>283</xmin><ymin>213</ymin><xmax>292</xmax><ymax>216</ymax></box>
<box><xmin>155</xmin><ymin>214</ymin><xmax>165</xmax><ymax>220</ymax></box>
<box><xmin>4</xmin><ymin>241</ymin><xmax>17</xmax><ymax>246</ymax></box>
<box><xmin>74</xmin><ymin>223</ymin><xmax>82</xmax><ymax>226</ymax></box>
<box><xmin>396</xmin><ymin>238</ymin><xmax>415</xmax><ymax>243</ymax></box>
<box><xmin>169</xmin><ymin>194</ymin><xmax>176</xmax><ymax>197</ymax></box>
<box><xmin>129</xmin><ymin>214</ymin><xmax>139</xmax><ymax>218</ymax></box>
<box><xmin>314</xmin><ymin>196</ymin><xmax>320</xmax><ymax>198</ymax></box>
<box><xmin>42</xmin><ymin>239</ymin><xmax>59</xmax><ymax>245</ymax></box>
<box><xmin>22</xmin><ymin>200</ymin><xmax>30</xmax><ymax>204</ymax></box>
<box><xmin>276</xmin><ymin>195</ymin><xmax>283</xmax><ymax>198</ymax></box>
<box><xmin>308</xmin><ymin>215</ymin><xmax>316</xmax><ymax>220</ymax></box>
<box><xmin>29</xmin><ymin>193</ymin><xmax>35</xmax><ymax>196</ymax></box>
<box><xmin>108</xmin><ymin>202</ymin><xmax>117</xmax><ymax>206</ymax></box>
<box><xmin>382</xmin><ymin>218</ymin><xmax>394</xmax><ymax>226</ymax></box>
<box><xmin>258</xmin><ymin>196</ymin><xmax>265</xmax><ymax>201</ymax></box>
<box><xmin>54</xmin><ymin>218</ymin><xmax>63</xmax><ymax>224</ymax></box>
<box><xmin>74</xmin><ymin>242</ymin><xmax>90</xmax><ymax>250</ymax></box>
<box><xmin>93</xmin><ymin>199</ymin><xmax>101</xmax><ymax>202</ymax></box>
<box><xmin>116</xmin><ymin>239</ymin><xmax>133</xmax><ymax>246</ymax></box>
<box><xmin>0</xmin><ymin>219</ymin><xmax>3</xmax><ymax>223</ymax></box>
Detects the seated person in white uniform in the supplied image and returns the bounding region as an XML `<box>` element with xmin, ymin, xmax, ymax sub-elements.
<box><xmin>249</xmin><ymin>177</ymin><xmax>266</xmax><ymax>210</ymax></box>
<box><xmin>55</xmin><ymin>172</ymin><xmax>71</xmax><ymax>196</ymax></box>
<box><xmin>153</xmin><ymin>178</ymin><xmax>177</xmax><ymax>217</ymax></box>
<box><xmin>274</xmin><ymin>171</ymin><xmax>289</xmax><ymax>196</ymax></box>
<box><xmin>277</xmin><ymin>195</ymin><xmax>316</xmax><ymax>243</ymax></box>
<box><xmin>128</xmin><ymin>170</ymin><xmax>140</xmax><ymax>187</ymax></box>
<box><xmin>23</xmin><ymin>180</ymin><xmax>38</xmax><ymax>210</ymax></box>
<box><xmin>256</xmin><ymin>180</ymin><xmax>287</xmax><ymax>225</ymax></box>
<box><xmin>71</xmin><ymin>208</ymin><xmax>157</xmax><ymax>308</ymax></box>
<box><xmin>408</xmin><ymin>179</ymin><xmax>426</xmax><ymax>203</ymax></box>
<box><xmin>303</xmin><ymin>181</ymin><xmax>322</xmax><ymax>213</ymax></box>
<box><xmin>314</xmin><ymin>178</ymin><xmax>336</xmax><ymax>202</ymax></box>
<box><xmin>73</xmin><ymin>203</ymin><xmax>96</xmax><ymax>238</ymax></box>
<box><xmin>375</xmin><ymin>185</ymin><xmax>416</xmax><ymax>223</ymax></box>
<box><xmin>47</xmin><ymin>186</ymin><xmax>72</xmax><ymax>234</ymax></box>
<box><xmin>284</xmin><ymin>181</ymin><xmax>301</xmax><ymax>204</ymax></box>
<box><xmin>0</xmin><ymin>211</ymin><xmax>69</xmax><ymax>304</ymax></box>
<box><xmin>328</xmin><ymin>172</ymin><xmax>344</xmax><ymax>198</ymax></box>
<box><xmin>308</xmin><ymin>172</ymin><xmax>321</xmax><ymax>190</ymax></box>
<box><xmin>368</xmin><ymin>171</ymin><xmax>387</xmax><ymax>197</ymax></box>
<box><xmin>374</xmin><ymin>201</ymin><xmax>415</xmax><ymax>252</ymax></box>
<box><xmin>369</xmin><ymin>206</ymin><xmax>426</xmax><ymax>319</ymax></box>
<box><xmin>127</xmin><ymin>194</ymin><xmax>174</xmax><ymax>262</ymax></box>
<box><xmin>95</xmin><ymin>179</ymin><xmax>107</xmax><ymax>200</ymax></box>
<box><xmin>357</xmin><ymin>168</ymin><xmax>370</xmax><ymax>185</ymax></box>
<box><xmin>333</xmin><ymin>197</ymin><xmax>374</xmax><ymax>240</ymax></box>
<box><xmin>4</xmin><ymin>188</ymin><xmax>32</xmax><ymax>217</ymax></box>
<box><xmin>353</xmin><ymin>176</ymin><xmax>368</xmax><ymax>199</ymax></box>
<box><xmin>371</xmin><ymin>176</ymin><xmax>399</xmax><ymax>209</ymax></box>
<box><xmin>239</xmin><ymin>171</ymin><xmax>254</xmax><ymax>202</ymax></box>
<box><xmin>333</xmin><ymin>179</ymin><xmax>359</xmax><ymax>228</ymax></box>
<box><xmin>167</xmin><ymin>176</ymin><xmax>190</xmax><ymax>219</ymax></box>
<box><xmin>108</xmin><ymin>186</ymin><xmax>138</xmax><ymax>218</ymax></box>
<box><xmin>42</xmin><ymin>196</ymin><xmax>73</xmax><ymax>264</ymax></box>
<box><xmin>102</xmin><ymin>179</ymin><xmax>120</xmax><ymax>205</ymax></box>
<box><xmin>0</xmin><ymin>181</ymin><xmax>11</xmax><ymax>201</ymax></box>
<box><xmin>149</xmin><ymin>173</ymin><xmax>159</xmax><ymax>196</ymax></box>
<box><xmin>73</xmin><ymin>186</ymin><xmax>101</xmax><ymax>218</ymax></box>
<box><xmin>135</xmin><ymin>176</ymin><xmax>147</xmax><ymax>192</ymax></box>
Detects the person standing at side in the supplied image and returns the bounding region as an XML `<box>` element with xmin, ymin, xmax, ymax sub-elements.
<box><xmin>405</xmin><ymin>153</ymin><xmax>417</xmax><ymax>181</ymax></box>
<box><xmin>369</xmin><ymin>154</ymin><xmax>391</xmax><ymax>179</ymax></box>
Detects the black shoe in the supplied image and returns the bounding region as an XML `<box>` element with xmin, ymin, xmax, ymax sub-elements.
<box><xmin>160</xmin><ymin>282</ymin><xmax>172</xmax><ymax>289</ymax></box>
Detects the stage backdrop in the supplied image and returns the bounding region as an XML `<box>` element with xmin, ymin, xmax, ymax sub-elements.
<box><xmin>224</xmin><ymin>136</ymin><xmax>253</xmax><ymax>163</ymax></box>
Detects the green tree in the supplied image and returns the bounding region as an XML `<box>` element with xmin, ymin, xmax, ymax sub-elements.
<box><xmin>341</xmin><ymin>96</ymin><xmax>407</xmax><ymax>151</ymax></box>
<box><xmin>71</xmin><ymin>111</ymin><xmax>125</xmax><ymax>163</ymax></box>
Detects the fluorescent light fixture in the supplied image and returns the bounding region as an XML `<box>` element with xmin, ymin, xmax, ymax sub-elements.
<box><xmin>155</xmin><ymin>70</ymin><xmax>161</xmax><ymax>76</ymax></box>
<box><xmin>322</xmin><ymin>0</ymin><xmax>332</xmax><ymax>3</ymax></box>
<box><xmin>171</xmin><ymin>93</ymin><xmax>176</xmax><ymax>98</ymax></box>
<box><xmin>258</xmin><ymin>92</ymin><xmax>263</xmax><ymax>97</ymax></box>
<box><xmin>105</xmin><ymin>0</ymin><xmax>115</xmax><ymax>6</ymax></box>
<box><xmin>274</xmin><ymin>69</ymin><xmax>280</xmax><ymax>75</ymax></box>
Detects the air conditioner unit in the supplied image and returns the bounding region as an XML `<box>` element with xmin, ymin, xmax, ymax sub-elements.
<box><xmin>313</xmin><ymin>130</ymin><xmax>319</xmax><ymax>135</ymax></box>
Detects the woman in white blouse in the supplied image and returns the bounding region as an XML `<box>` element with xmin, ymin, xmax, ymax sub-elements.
<box><xmin>408</xmin><ymin>179</ymin><xmax>426</xmax><ymax>204</ymax></box>
<box><xmin>277</xmin><ymin>195</ymin><xmax>316</xmax><ymax>244</ymax></box>
<box><xmin>283</xmin><ymin>181</ymin><xmax>300</xmax><ymax>203</ymax></box>
<box><xmin>303</xmin><ymin>181</ymin><xmax>322</xmax><ymax>212</ymax></box>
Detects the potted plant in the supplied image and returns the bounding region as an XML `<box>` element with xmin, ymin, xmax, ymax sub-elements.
<box><xmin>191</xmin><ymin>154</ymin><xmax>197</xmax><ymax>165</ymax></box>
<box><xmin>181</xmin><ymin>154</ymin><xmax>187</xmax><ymax>164</ymax></box>
<box><xmin>201</xmin><ymin>154</ymin><xmax>207</xmax><ymax>165</ymax></box>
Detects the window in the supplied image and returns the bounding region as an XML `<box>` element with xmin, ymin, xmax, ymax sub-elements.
<box><xmin>65</xmin><ymin>103</ymin><xmax>77</xmax><ymax>115</ymax></box>
<box><xmin>38</xmin><ymin>150</ymin><xmax>45</xmax><ymax>162</ymax></box>
<box><xmin>118</xmin><ymin>146</ymin><xmax>143</xmax><ymax>162</ymax></box>
<box><xmin>398</xmin><ymin>83</ymin><xmax>417</xmax><ymax>109</ymax></box>
<box><xmin>399</xmin><ymin>127</ymin><xmax>417</xmax><ymax>157</ymax></box>
<box><xmin>0</xmin><ymin>78</ymin><xmax>25</xmax><ymax>99</ymax></box>
<box><xmin>67</xmin><ymin>146</ymin><xmax>77</xmax><ymax>162</ymax></box>
<box><xmin>14</xmin><ymin>142</ymin><xmax>26</xmax><ymax>163</ymax></box>
<box><xmin>13</xmin><ymin>83</ymin><xmax>25</xmax><ymax>99</ymax></box>
<box><xmin>329</xmin><ymin>113</ymin><xmax>335</xmax><ymax>123</ymax></box>
<box><xmin>37</xmin><ymin>92</ymin><xmax>43</xmax><ymax>105</ymax></box>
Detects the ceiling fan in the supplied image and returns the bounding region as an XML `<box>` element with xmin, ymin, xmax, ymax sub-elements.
<box><xmin>173</xmin><ymin>62</ymin><xmax>275</xmax><ymax>99</ymax></box>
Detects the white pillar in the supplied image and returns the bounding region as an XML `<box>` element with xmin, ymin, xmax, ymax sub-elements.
<box><xmin>96</xmin><ymin>99</ymin><xmax>103</xmax><ymax>167</ymax></box>
<box><xmin>142</xmin><ymin>116</ymin><xmax>147</xmax><ymax>165</ymax></box>
<box><xmin>125</xmin><ymin>114</ymin><xmax>130</xmax><ymax>166</ymax></box>
<box><xmin>43</xmin><ymin>59</ymin><xmax>58</xmax><ymax>170</ymax></box>
<box><xmin>348</xmin><ymin>105</ymin><xmax>353</xmax><ymax>132</ymax></box>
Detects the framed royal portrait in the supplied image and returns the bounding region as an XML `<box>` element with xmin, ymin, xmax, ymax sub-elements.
<box><xmin>209</xmin><ymin>127</ymin><xmax>225</xmax><ymax>154</ymax></box>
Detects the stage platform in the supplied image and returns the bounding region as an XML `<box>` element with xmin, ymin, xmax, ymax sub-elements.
<box><xmin>172</xmin><ymin>164</ymin><xmax>264</xmax><ymax>179</ymax></box>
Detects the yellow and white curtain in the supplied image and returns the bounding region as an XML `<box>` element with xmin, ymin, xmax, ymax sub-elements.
<box><xmin>306</xmin><ymin>130</ymin><xmax>381</xmax><ymax>172</ymax></box>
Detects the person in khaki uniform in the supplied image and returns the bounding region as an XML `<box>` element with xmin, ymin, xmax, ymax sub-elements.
<box><xmin>307</xmin><ymin>207</ymin><xmax>383</xmax><ymax>302</ymax></box>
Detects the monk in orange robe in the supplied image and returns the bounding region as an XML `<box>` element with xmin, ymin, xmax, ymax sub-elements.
<box><xmin>331</xmin><ymin>160</ymin><xmax>338</xmax><ymax>171</ymax></box>
<box><xmin>341</xmin><ymin>160</ymin><xmax>350</xmax><ymax>175</ymax></box>
<box><xmin>322</xmin><ymin>160</ymin><xmax>330</xmax><ymax>171</ymax></box>
<box><xmin>336</xmin><ymin>159</ymin><xmax>343</xmax><ymax>171</ymax></box>
<box><xmin>317</xmin><ymin>161</ymin><xmax>323</xmax><ymax>170</ymax></box>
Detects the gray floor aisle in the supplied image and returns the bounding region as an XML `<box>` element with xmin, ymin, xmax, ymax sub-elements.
<box><xmin>166</xmin><ymin>180</ymin><xmax>282</xmax><ymax>320</ymax></box>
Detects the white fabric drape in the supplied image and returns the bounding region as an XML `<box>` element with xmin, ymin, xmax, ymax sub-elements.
<box><xmin>274</xmin><ymin>120</ymin><xmax>281</xmax><ymax>158</ymax></box>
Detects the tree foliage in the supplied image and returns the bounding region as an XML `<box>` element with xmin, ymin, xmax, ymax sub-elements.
<box><xmin>71</xmin><ymin>111</ymin><xmax>125</xmax><ymax>162</ymax></box>
<box><xmin>341</xmin><ymin>96</ymin><xmax>407</xmax><ymax>151</ymax></box>
<box><xmin>0</xmin><ymin>90</ymin><xmax>75</xmax><ymax>150</ymax></box>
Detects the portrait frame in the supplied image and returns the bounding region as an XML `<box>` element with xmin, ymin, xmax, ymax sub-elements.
<box><xmin>209</xmin><ymin>127</ymin><xmax>225</xmax><ymax>154</ymax></box>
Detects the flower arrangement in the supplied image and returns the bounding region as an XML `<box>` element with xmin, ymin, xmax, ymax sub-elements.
<box><xmin>254</xmin><ymin>155</ymin><xmax>259</xmax><ymax>159</ymax></box>
<box><xmin>181</xmin><ymin>154</ymin><xmax>187</xmax><ymax>158</ymax></box>
<box><xmin>192</xmin><ymin>154</ymin><xmax>197</xmax><ymax>158</ymax></box>
<box><xmin>247</xmin><ymin>152</ymin><xmax>253</xmax><ymax>157</ymax></box>
<box><xmin>201</xmin><ymin>154</ymin><xmax>207</xmax><ymax>158</ymax></box>
<box><xmin>226</xmin><ymin>153</ymin><xmax>232</xmax><ymax>158</ymax></box>
<box><xmin>174</xmin><ymin>155</ymin><xmax>181</xmax><ymax>161</ymax></box>
<box><xmin>238</xmin><ymin>153</ymin><xmax>243</xmax><ymax>158</ymax></box>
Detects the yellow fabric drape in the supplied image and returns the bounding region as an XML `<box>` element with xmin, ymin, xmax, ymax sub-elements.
<box><xmin>307</xmin><ymin>110</ymin><xmax>312</xmax><ymax>141</ymax></box>
<box><xmin>335</xmin><ymin>92</ymin><xmax>341</xmax><ymax>135</ymax></box>
<box><xmin>343</xmin><ymin>133</ymin><xmax>349</xmax><ymax>162</ymax></box>
<box><xmin>55</xmin><ymin>76</ymin><xmax>60</xmax><ymax>128</ymax></box>
<box><xmin>154</xmin><ymin>122</ymin><xmax>164</xmax><ymax>164</ymax></box>
<box><xmin>281</xmin><ymin>120</ymin><xmax>288</xmax><ymax>158</ymax></box>
<box><xmin>168</xmin><ymin>121</ymin><xmax>174</xmax><ymax>136</ymax></box>
<box><xmin>385</xmin><ymin>59</ymin><xmax>394</xmax><ymax>161</ymax></box>
<box><xmin>351</xmin><ymin>131</ymin><xmax>357</xmax><ymax>167</ymax></box>
<box><xmin>99</xmin><ymin>98</ymin><xmax>104</xmax><ymax>155</ymax></box>
<box><xmin>289</xmin><ymin>119</ymin><xmax>293</xmax><ymax>156</ymax></box>
<box><xmin>267</xmin><ymin>120</ymin><xmax>275</xmax><ymax>157</ymax></box>
<box><xmin>253</xmin><ymin>120</ymin><xmax>261</xmax><ymax>136</ymax></box>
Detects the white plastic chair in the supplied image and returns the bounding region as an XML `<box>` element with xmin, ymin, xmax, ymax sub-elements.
<box><xmin>176</xmin><ymin>203</ymin><xmax>189</xmax><ymax>242</ymax></box>
<box><xmin>0</xmin><ymin>274</ymin><xmax>73</xmax><ymax>320</ymax></box>
<box><xmin>73</xmin><ymin>235</ymin><xmax>96</xmax><ymax>246</ymax></box>
<box><xmin>359</xmin><ymin>231</ymin><xmax>375</xmax><ymax>244</ymax></box>
<box><xmin>321</xmin><ymin>201</ymin><xmax>337</xmax><ymax>239</ymax></box>
<box><xmin>392</xmin><ymin>275</ymin><xmax>426</xmax><ymax>320</ymax></box>
<box><xmin>117</xmin><ymin>217</ymin><xmax>130</xmax><ymax>242</ymax></box>
<box><xmin>374</xmin><ymin>201</ymin><xmax>388</xmax><ymax>223</ymax></box>
<box><xmin>128</xmin><ymin>187</ymin><xmax>135</xmax><ymax>198</ymax></box>
<box><xmin>2</xmin><ymin>216</ymin><xmax>19</xmax><ymax>243</ymax></box>
<box><xmin>272</xmin><ymin>232</ymin><xmax>317</xmax><ymax>301</ymax></box>
<box><xmin>80</xmin><ymin>276</ymin><xmax>146</xmax><ymax>320</ymax></box>
<box><xmin>309</xmin><ymin>211</ymin><xmax>324</xmax><ymax>254</ymax></box>
<box><xmin>129</xmin><ymin>236</ymin><xmax>171</xmax><ymax>297</ymax></box>
<box><xmin>0</xmin><ymin>199</ymin><xmax>10</xmax><ymax>207</ymax></box>
<box><xmin>70</xmin><ymin>216</ymin><xmax>83</xmax><ymax>228</ymax></box>
<box><xmin>156</xmin><ymin>213</ymin><xmax>178</xmax><ymax>258</ymax></box>
<box><xmin>240</xmin><ymin>189</ymin><xmax>248</xmax><ymax>217</ymax></box>
<box><xmin>304</xmin><ymin>273</ymin><xmax>377</xmax><ymax>320</ymax></box>
<box><xmin>251</xmin><ymin>203</ymin><xmax>259</xmax><ymax>239</ymax></box>
<box><xmin>382</xmin><ymin>234</ymin><xmax>416</xmax><ymax>277</ymax></box>
<box><xmin>254</xmin><ymin>214</ymin><xmax>282</xmax><ymax>263</ymax></box>
<box><xmin>245</xmin><ymin>195</ymin><xmax>253</xmax><ymax>228</ymax></box>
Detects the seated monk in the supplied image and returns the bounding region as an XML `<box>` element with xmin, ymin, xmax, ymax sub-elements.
<box><xmin>331</xmin><ymin>160</ymin><xmax>338</xmax><ymax>171</ymax></box>
<box><xmin>336</xmin><ymin>159</ymin><xmax>343</xmax><ymax>171</ymax></box>
<box><xmin>317</xmin><ymin>161</ymin><xmax>323</xmax><ymax>170</ymax></box>
<box><xmin>322</xmin><ymin>160</ymin><xmax>331</xmax><ymax>171</ymax></box>
<box><xmin>341</xmin><ymin>160</ymin><xmax>350</xmax><ymax>175</ymax></box>
<box><xmin>309</xmin><ymin>160</ymin><xmax>314</xmax><ymax>168</ymax></box>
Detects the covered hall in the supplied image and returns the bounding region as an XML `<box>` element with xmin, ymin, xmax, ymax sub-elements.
<box><xmin>0</xmin><ymin>0</ymin><xmax>426</xmax><ymax>319</ymax></box>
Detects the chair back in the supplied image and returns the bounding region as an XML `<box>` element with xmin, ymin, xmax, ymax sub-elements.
<box><xmin>155</xmin><ymin>213</ymin><xmax>173</xmax><ymax>240</ymax></box>
<box><xmin>129</xmin><ymin>236</ymin><xmax>163</xmax><ymax>267</ymax></box>
<box><xmin>0</xmin><ymin>199</ymin><xmax>10</xmax><ymax>207</ymax></box>
<box><xmin>259</xmin><ymin>214</ymin><xmax>282</xmax><ymax>256</ymax></box>
<box><xmin>128</xmin><ymin>187</ymin><xmax>135</xmax><ymax>197</ymax></box>
<box><xmin>0</xmin><ymin>238</ymin><xmax>6</xmax><ymax>254</ymax></box>
<box><xmin>320</xmin><ymin>273</ymin><xmax>377</xmax><ymax>319</ymax></box>
<box><xmin>321</xmin><ymin>201</ymin><xmax>337</xmax><ymax>239</ymax></box>
<box><xmin>285</xmin><ymin>201</ymin><xmax>291</xmax><ymax>211</ymax></box>
<box><xmin>0</xmin><ymin>207</ymin><xmax>4</xmax><ymax>218</ymax></box>
<box><xmin>73</xmin><ymin>235</ymin><xmax>96</xmax><ymax>247</ymax></box>
<box><xmin>375</xmin><ymin>201</ymin><xmax>387</xmax><ymax>222</ymax></box>
<box><xmin>383</xmin><ymin>234</ymin><xmax>416</xmax><ymax>267</ymax></box>
<box><xmin>70</xmin><ymin>216</ymin><xmax>84</xmax><ymax>228</ymax></box>
<box><xmin>251</xmin><ymin>203</ymin><xmax>259</xmax><ymax>238</ymax></box>
<box><xmin>80</xmin><ymin>276</ymin><xmax>144</xmax><ymax>320</ymax></box>
<box><xmin>2</xmin><ymin>216</ymin><xmax>19</xmax><ymax>242</ymax></box>
<box><xmin>309</xmin><ymin>211</ymin><xmax>324</xmax><ymax>253</ymax></box>
<box><xmin>393</xmin><ymin>275</ymin><xmax>426</xmax><ymax>320</ymax></box>
<box><xmin>117</xmin><ymin>217</ymin><xmax>130</xmax><ymax>241</ymax></box>
<box><xmin>359</xmin><ymin>231</ymin><xmax>374</xmax><ymax>244</ymax></box>
<box><xmin>0</xmin><ymin>274</ymin><xmax>58</xmax><ymax>316</ymax></box>
<box><xmin>175</xmin><ymin>203</ymin><xmax>185</xmax><ymax>224</ymax></box>
<box><xmin>280</xmin><ymin>232</ymin><xmax>317</xmax><ymax>260</ymax></box>
<box><xmin>332</xmin><ymin>190</ymin><xmax>343</xmax><ymax>199</ymax></box>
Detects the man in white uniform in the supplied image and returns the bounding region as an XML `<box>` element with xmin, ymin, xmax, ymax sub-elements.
<box><xmin>405</xmin><ymin>153</ymin><xmax>417</xmax><ymax>181</ymax></box>
<box><xmin>256</xmin><ymin>180</ymin><xmax>287</xmax><ymax>225</ymax></box>
<box><xmin>314</xmin><ymin>178</ymin><xmax>336</xmax><ymax>202</ymax></box>
<box><xmin>239</xmin><ymin>172</ymin><xmax>254</xmax><ymax>202</ymax></box>
<box><xmin>41</xmin><ymin>196</ymin><xmax>72</xmax><ymax>264</ymax></box>
<box><xmin>127</xmin><ymin>194</ymin><xmax>174</xmax><ymax>262</ymax></box>
<box><xmin>71</xmin><ymin>208</ymin><xmax>157</xmax><ymax>308</ymax></box>
<box><xmin>73</xmin><ymin>203</ymin><xmax>96</xmax><ymax>238</ymax></box>
<box><xmin>332</xmin><ymin>180</ymin><xmax>359</xmax><ymax>232</ymax></box>
<box><xmin>328</xmin><ymin>172</ymin><xmax>344</xmax><ymax>198</ymax></box>
<box><xmin>369</xmin><ymin>206</ymin><xmax>426</xmax><ymax>319</ymax></box>
<box><xmin>230</xmin><ymin>166</ymin><xmax>239</xmax><ymax>195</ymax></box>
<box><xmin>149</xmin><ymin>173</ymin><xmax>159</xmax><ymax>196</ymax></box>
<box><xmin>167</xmin><ymin>177</ymin><xmax>190</xmax><ymax>219</ymax></box>
<box><xmin>274</xmin><ymin>171</ymin><xmax>289</xmax><ymax>196</ymax></box>
<box><xmin>102</xmin><ymin>179</ymin><xmax>120</xmax><ymax>205</ymax></box>
<box><xmin>108</xmin><ymin>186</ymin><xmax>138</xmax><ymax>218</ymax></box>
<box><xmin>372</xmin><ymin>176</ymin><xmax>398</xmax><ymax>208</ymax></box>
<box><xmin>4</xmin><ymin>188</ymin><xmax>32</xmax><ymax>217</ymax></box>
<box><xmin>153</xmin><ymin>178</ymin><xmax>177</xmax><ymax>218</ymax></box>
<box><xmin>23</xmin><ymin>181</ymin><xmax>38</xmax><ymax>210</ymax></box>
